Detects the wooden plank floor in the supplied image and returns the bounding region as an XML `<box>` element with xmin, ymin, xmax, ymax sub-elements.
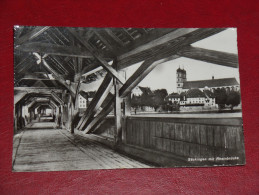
<box><xmin>13</xmin><ymin>122</ymin><xmax>151</xmax><ymax>172</ymax></box>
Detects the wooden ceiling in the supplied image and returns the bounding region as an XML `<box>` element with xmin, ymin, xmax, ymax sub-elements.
<box><xmin>14</xmin><ymin>26</ymin><xmax>177</xmax><ymax>87</ymax></box>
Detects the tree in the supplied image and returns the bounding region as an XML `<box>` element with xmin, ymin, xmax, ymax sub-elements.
<box><xmin>214</xmin><ymin>88</ymin><xmax>227</xmax><ymax>109</ymax></box>
<box><xmin>152</xmin><ymin>89</ymin><xmax>168</xmax><ymax>111</ymax></box>
<box><xmin>131</xmin><ymin>88</ymin><xmax>168</xmax><ymax>111</ymax></box>
<box><xmin>226</xmin><ymin>91</ymin><xmax>241</xmax><ymax>110</ymax></box>
<box><xmin>154</xmin><ymin>89</ymin><xmax>168</xmax><ymax>98</ymax></box>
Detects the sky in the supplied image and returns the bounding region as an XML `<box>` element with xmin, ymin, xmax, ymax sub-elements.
<box><xmin>84</xmin><ymin>28</ymin><xmax>240</xmax><ymax>93</ymax></box>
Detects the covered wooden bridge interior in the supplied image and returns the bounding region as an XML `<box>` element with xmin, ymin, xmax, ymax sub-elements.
<box><xmin>13</xmin><ymin>26</ymin><xmax>244</xmax><ymax>171</ymax></box>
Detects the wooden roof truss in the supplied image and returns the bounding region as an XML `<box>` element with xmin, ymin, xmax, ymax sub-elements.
<box><xmin>14</xmin><ymin>26</ymin><xmax>239</xmax><ymax>135</ymax></box>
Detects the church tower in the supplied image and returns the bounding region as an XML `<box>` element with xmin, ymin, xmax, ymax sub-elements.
<box><xmin>176</xmin><ymin>67</ymin><xmax>186</xmax><ymax>94</ymax></box>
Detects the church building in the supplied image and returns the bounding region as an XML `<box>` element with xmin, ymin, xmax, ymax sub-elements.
<box><xmin>176</xmin><ymin>68</ymin><xmax>240</xmax><ymax>94</ymax></box>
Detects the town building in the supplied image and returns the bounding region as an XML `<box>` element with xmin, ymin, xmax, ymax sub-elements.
<box><xmin>165</xmin><ymin>93</ymin><xmax>180</xmax><ymax>104</ymax></box>
<box><xmin>78</xmin><ymin>94</ymin><xmax>87</xmax><ymax>109</ymax></box>
<box><xmin>131</xmin><ymin>86</ymin><xmax>153</xmax><ymax>97</ymax></box>
<box><xmin>166</xmin><ymin>89</ymin><xmax>216</xmax><ymax>111</ymax></box>
<box><xmin>179</xmin><ymin>89</ymin><xmax>216</xmax><ymax>108</ymax></box>
<box><xmin>78</xmin><ymin>91</ymin><xmax>96</xmax><ymax>113</ymax></box>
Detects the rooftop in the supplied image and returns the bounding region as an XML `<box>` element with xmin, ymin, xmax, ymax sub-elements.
<box><xmin>183</xmin><ymin>77</ymin><xmax>239</xmax><ymax>89</ymax></box>
<box><xmin>186</xmin><ymin>89</ymin><xmax>206</xmax><ymax>98</ymax></box>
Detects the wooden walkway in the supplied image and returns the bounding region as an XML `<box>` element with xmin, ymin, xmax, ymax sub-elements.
<box><xmin>12</xmin><ymin>122</ymin><xmax>151</xmax><ymax>172</ymax></box>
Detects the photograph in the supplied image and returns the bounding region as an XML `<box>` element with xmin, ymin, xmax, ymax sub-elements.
<box><xmin>13</xmin><ymin>26</ymin><xmax>245</xmax><ymax>172</ymax></box>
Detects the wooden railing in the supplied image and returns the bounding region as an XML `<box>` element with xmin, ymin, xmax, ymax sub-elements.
<box><xmin>93</xmin><ymin>116</ymin><xmax>245</xmax><ymax>166</ymax></box>
<box><xmin>124</xmin><ymin>117</ymin><xmax>244</xmax><ymax>162</ymax></box>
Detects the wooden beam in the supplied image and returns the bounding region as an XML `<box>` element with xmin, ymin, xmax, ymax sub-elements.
<box><xmin>121</xmin><ymin>28</ymin><xmax>135</xmax><ymax>41</ymax></box>
<box><xmin>44</xmin><ymin>56</ymin><xmax>69</xmax><ymax>75</ymax></box>
<box><xmin>49</xmin><ymin>100</ymin><xmax>58</xmax><ymax>109</ymax></box>
<box><xmin>17</xmin><ymin>94</ymin><xmax>45</xmax><ymax>106</ymax></box>
<box><xmin>117</xmin><ymin>28</ymin><xmax>226</xmax><ymax>70</ymax></box>
<box><xmin>136</xmin><ymin>28</ymin><xmax>148</xmax><ymax>35</ymax></box>
<box><xmin>77</xmin><ymin>57</ymin><xmax>83</xmax><ymax>74</ymax></box>
<box><xmin>83</xmin><ymin>97</ymin><xmax>114</xmax><ymax>134</ymax></box>
<box><xmin>14</xmin><ymin>55</ymin><xmax>36</xmax><ymax>75</ymax></box>
<box><xmin>47</xmin><ymin>28</ymin><xmax>66</xmax><ymax>45</ymax></box>
<box><xmin>119</xmin><ymin>30</ymin><xmax>228</xmax><ymax>98</ymax></box>
<box><xmin>81</xmin><ymin>63</ymin><xmax>100</xmax><ymax>75</ymax></box>
<box><xmin>80</xmin><ymin>92</ymin><xmax>114</xmax><ymax>132</ymax></box>
<box><xmin>78</xmin><ymin>28</ymin><xmax>94</xmax><ymax>42</ymax></box>
<box><xmin>55</xmin><ymin>55</ymin><xmax>75</xmax><ymax>72</ymax></box>
<box><xmin>14</xmin><ymin>92</ymin><xmax>28</xmax><ymax>105</ymax></box>
<box><xmin>29</xmin><ymin>101</ymin><xmax>52</xmax><ymax>110</ymax></box>
<box><xmin>42</xmin><ymin>59</ymin><xmax>76</xmax><ymax>98</ymax></box>
<box><xmin>14</xmin><ymin>55</ymin><xmax>30</xmax><ymax>69</ymax></box>
<box><xmin>113</xmin><ymin>61</ymin><xmax>123</xmax><ymax>143</ymax></box>
<box><xmin>24</xmin><ymin>95</ymin><xmax>61</xmax><ymax>108</ymax></box>
<box><xmin>73</xmin><ymin>79</ymin><xmax>82</xmax><ymax>110</ymax></box>
<box><xmin>14</xmin><ymin>87</ymin><xmax>63</xmax><ymax>93</ymax></box>
<box><xmin>94</xmin><ymin>31</ymin><xmax>117</xmax><ymax>54</ymax></box>
<box><xmin>15</xmin><ymin>59</ymin><xmax>35</xmax><ymax>74</ymax></box>
<box><xmin>16</xmin><ymin>42</ymin><xmax>112</xmax><ymax>59</ymax></box>
<box><xmin>103</xmin><ymin>28</ymin><xmax>176</xmax><ymax>57</ymax></box>
<box><xmin>55</xmin><ymin>27</ymin><xmax>71</xmax><ymax>44</ymax></box>
<box><xmin>15</xmin><ymin>26</ymin><xmax>50</xmax><ymax>45</ymax></box>
<box><xmin>104</xmin><ymin>29</ymin><xmax>125</xmax><ymax>47</ymax></box>
<box><xmin>51</xmin><ymin>91</ymin><xmax>64</xmax><ymax>105</ymax></box>
<box><xmin>24</xmin><ymin>97</ymin><xmax>39</xmax><ymax>107</ymax></box>
<box><xmin>177</xmin><ymin>46</ymin><xmax>239</xmax><ymax>68</ymax></box>
<box><xmin>76</xmin><ymin>74</ymin><xmax>114</xmax><ymax>130</ymax></box>
<box><xmin>26</xmin><ymin>99</ymin><xmax>39</xmax><ymax>108</ymax></box>
<box><xmin>67</xmin><ymin>28</ymin><xmax>125</xmax><ymax>84</ymax></box>
<box><xmin>114</xmin><ymin>76</ymin><xmax>122</xmax><ymax>144</ymax></box>
<box><xmin>119</xmin><ymin>55</ymin><xmax>179</xmax><ymax>98</ymax></box>
<box><xmin>73</xmin><ymin>57</ymin><xmax>83</xmax><ymax>76</ymax></box>
<box><xmin>117</xmin><ymin>28</ymin><xmax>196</xmax><ymax>65</ymax></box>
<box><xmin>44</xmin><ymin>56</ymin><xmax>70</xmax><ymax>75</ymax></box>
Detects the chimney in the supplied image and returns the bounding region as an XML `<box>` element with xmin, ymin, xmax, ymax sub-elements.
<box><xmin>212</xmin><ymin>76</ymin><xmax>214</xmax><ymax>80</ymax></box>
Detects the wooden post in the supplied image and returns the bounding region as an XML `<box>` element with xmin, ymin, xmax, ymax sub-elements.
<box><xmin>59</xmin><ymin>106</ymin><xmax>63</xmax><ymax>129</ymax></box>
<box><xmin>72</xmin><ymin>54</ymin><xmax>82</xmax><ymax>132</ymax></box>
<box><xmin>122</xmin><ymin>94</ymin><xmax>131</xmax><ymax>143</ymax></box>
<box><xmin>113</xmin><ymin>61</ymin><xmax>124</xmax><ymax>144</ymax></box>
<box><xmin>124</xmin><ymin>94</ymin><xmax>131</xmax><ymax>116</ymax></box>
<box><xmin>114</xmin><ymin>77</ymin><xmax>122</xmax><ymax>144</ymax></box>
<box><xmin>70</xmin><ymin>96</ymin><xmax>75</xmax><ymax>134</ymax></box>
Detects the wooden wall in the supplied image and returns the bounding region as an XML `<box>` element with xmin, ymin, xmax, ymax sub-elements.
<box><xmin>123</xmin><ymin>116</ymin><xmax>245</xmax><ymax>165</ymax></box>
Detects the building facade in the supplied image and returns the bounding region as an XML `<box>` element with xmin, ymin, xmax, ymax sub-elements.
<box><xmin>176</xmin><ymin>68</ymin><xmax>240</xmax><ymax>94</ymax></box>
<box><xmin>78</xmin><ymin>94</ymin><xmax>87</xmax><ymax>109</ymax></box>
